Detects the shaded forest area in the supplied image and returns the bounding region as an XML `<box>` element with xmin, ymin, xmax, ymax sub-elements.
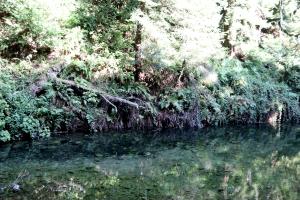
<box><xmin>0</xmin><ymin>0</ymin><xmax>299</xmax><ymax>142</ymax></box>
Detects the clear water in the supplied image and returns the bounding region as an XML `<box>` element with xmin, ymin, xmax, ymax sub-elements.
<box><xmin>0</xmin><ymin>125</ymin><xmax>299</xmax><ymax>200</ymax></box>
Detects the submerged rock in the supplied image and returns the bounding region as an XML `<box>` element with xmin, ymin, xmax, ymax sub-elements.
<box><xmin>11</xmin><ymin>183</ymin><xmax>20</xmax><ymax>192</ymax></box>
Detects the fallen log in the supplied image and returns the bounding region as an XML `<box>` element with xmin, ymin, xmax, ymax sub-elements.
<box><xmin>52</xmin><ymin>78</ymin><xmax>141</xmax><ymax>109</ymax></box>
<box><xmin>31</xmin><ymin>62</ymin><xmax>142</xmax><ymax>109</ymax></box>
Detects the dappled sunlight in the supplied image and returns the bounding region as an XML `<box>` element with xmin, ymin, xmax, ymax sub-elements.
<box><xmin>197</xmin><ymin>65</ymin><xmax>219</xmax><ymax>85</ymax></box>
<box><xmin>35</xmin><ymin>0</ymin><xmax>77</xmax><ymax>21</ymax></box>
<box><xmin>134</xmin><ymin>0</ymin><xmax>224</xmax><ymax>68</ymax></box>
<box><xmin>202</xmin><ymin>71</ymin><xmax>219</xmax><ymax>85</ymax></box>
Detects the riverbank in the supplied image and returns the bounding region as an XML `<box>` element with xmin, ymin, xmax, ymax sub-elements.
<box><xmin>0</xmin><ymin>57</ymin><xmax>299</xmax><ymax>143</ymax></box>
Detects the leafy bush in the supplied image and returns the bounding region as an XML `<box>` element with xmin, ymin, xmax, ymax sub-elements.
<box><xmin>285</xmin><ymin>65</ymin><xmax>300</xmax><ymax>92</ymax></box>
<box><xmin>0</xmin><ymin>63</ymin><xmax>67</xmax><ymax>142</ymax></box>
<box><xmin>0</xmin><ymin>0</ymin><xmax>59</xmax><ymax>59</ymax></box>
<box><xmin>199</xmin><ymin>58</ymin><xmax>300</xmax><ymax>125</ymax></box>
<box><xmin>0</xmin><ymin>130</ymin><xmax>10</xmax><ymax>142</ymax></box>
<box><xmin>67</xmin><ymin>0</ymin><xmax>138</xmax><ymax>52</ymax></box>
<box><xmin>159</xmin><ymin>88</ymin><xmax>195</xmax><ymax>112</ymax></box>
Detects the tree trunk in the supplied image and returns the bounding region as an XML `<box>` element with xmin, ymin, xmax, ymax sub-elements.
<box><xmin>134</xmin><ymin>1</ymin><xmax>145</xmax><ymax>81</ymax></box>
<box><xmin>219</xmin><ymin>0</ymin><xmax>235</xmax><ymax>54</ymax></box>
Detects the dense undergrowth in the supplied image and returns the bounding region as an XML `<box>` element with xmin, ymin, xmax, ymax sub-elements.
<box><xmin>0</xmin><ymin>0</ymin><xmax>299</xmax><ymax>142</ymax></box>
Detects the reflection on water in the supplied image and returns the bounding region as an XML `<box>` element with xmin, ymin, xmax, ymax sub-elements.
<box><xmin>0</xmin><ymin>125</ymin><xmax>299</xmax><ymax>199</ymax></box>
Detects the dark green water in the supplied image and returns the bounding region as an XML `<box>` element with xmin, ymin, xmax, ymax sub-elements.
<box><xmin>0</xmin><ymin>125</ymin><xmax>299</xmax><ymax>200</ymax></box>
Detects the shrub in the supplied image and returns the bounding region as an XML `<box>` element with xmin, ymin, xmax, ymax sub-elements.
<box><xmin>0</xmin><ymin>0</ymin><xmax>61</xmax><ymax>59</ymax></box>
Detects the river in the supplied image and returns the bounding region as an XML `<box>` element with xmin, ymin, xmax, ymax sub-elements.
<box><xmin>0</xmin><ymin>125</ymin><xmax>299</xmax><ymax>199</ymax></box>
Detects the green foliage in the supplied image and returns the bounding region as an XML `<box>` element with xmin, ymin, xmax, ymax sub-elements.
<box><xmin>114</xmin><ymin>82</ymin><xmax>151</xmax><ymax>99</ymax></box>
<box><xmin>62</xmin><ymin>60</ymin><xmax>93</xmax><ymax>80</ymax></box>
<box><xmin>0</xmin><ymin>0</ymin><xmax>299</xmax><ymax>142</ymax></box>
<box><xmin>68</xmin><ymin>0</ymin><xmax>138</xmax><ymax>52</ymax></box>
<box><xmin>0</xmin><ymin>130</ymin><xmax>10</xmax><ymax>142</ymax></box>
<box><xmin>159</xmin><ymin>88</ymin><xmax>195</xmax><ymax>112</ymax></box>
<box><xmin>0</xmin><ymin>64</ymin><xmax>67</xmax><ymax>142</ymax></box>
<box><xmin>0</xmin><ymin>0</ymin><xmax>59</xmax><ymax>59</ymax></box>
<box><xmin>199</xmin><ymin>58</ymin><xmax>300</xmax><ymax>125</ymax></box>
<box><xmin>285</xmin><ymin>65</ymin><xmax>300</xmax><ymax>92</ymax></box>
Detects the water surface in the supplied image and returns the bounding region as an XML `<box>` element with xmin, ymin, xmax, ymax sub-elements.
<box><xmin>0</xmin><ymin>125</ymin><xmax>299</xmax><ymax>199</ymax></box>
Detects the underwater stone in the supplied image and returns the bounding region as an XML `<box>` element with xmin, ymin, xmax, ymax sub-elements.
<box><xmin>11</xmin><ymin>183</ymin><xmax>20</xmax><ymax>192</ymax></box>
